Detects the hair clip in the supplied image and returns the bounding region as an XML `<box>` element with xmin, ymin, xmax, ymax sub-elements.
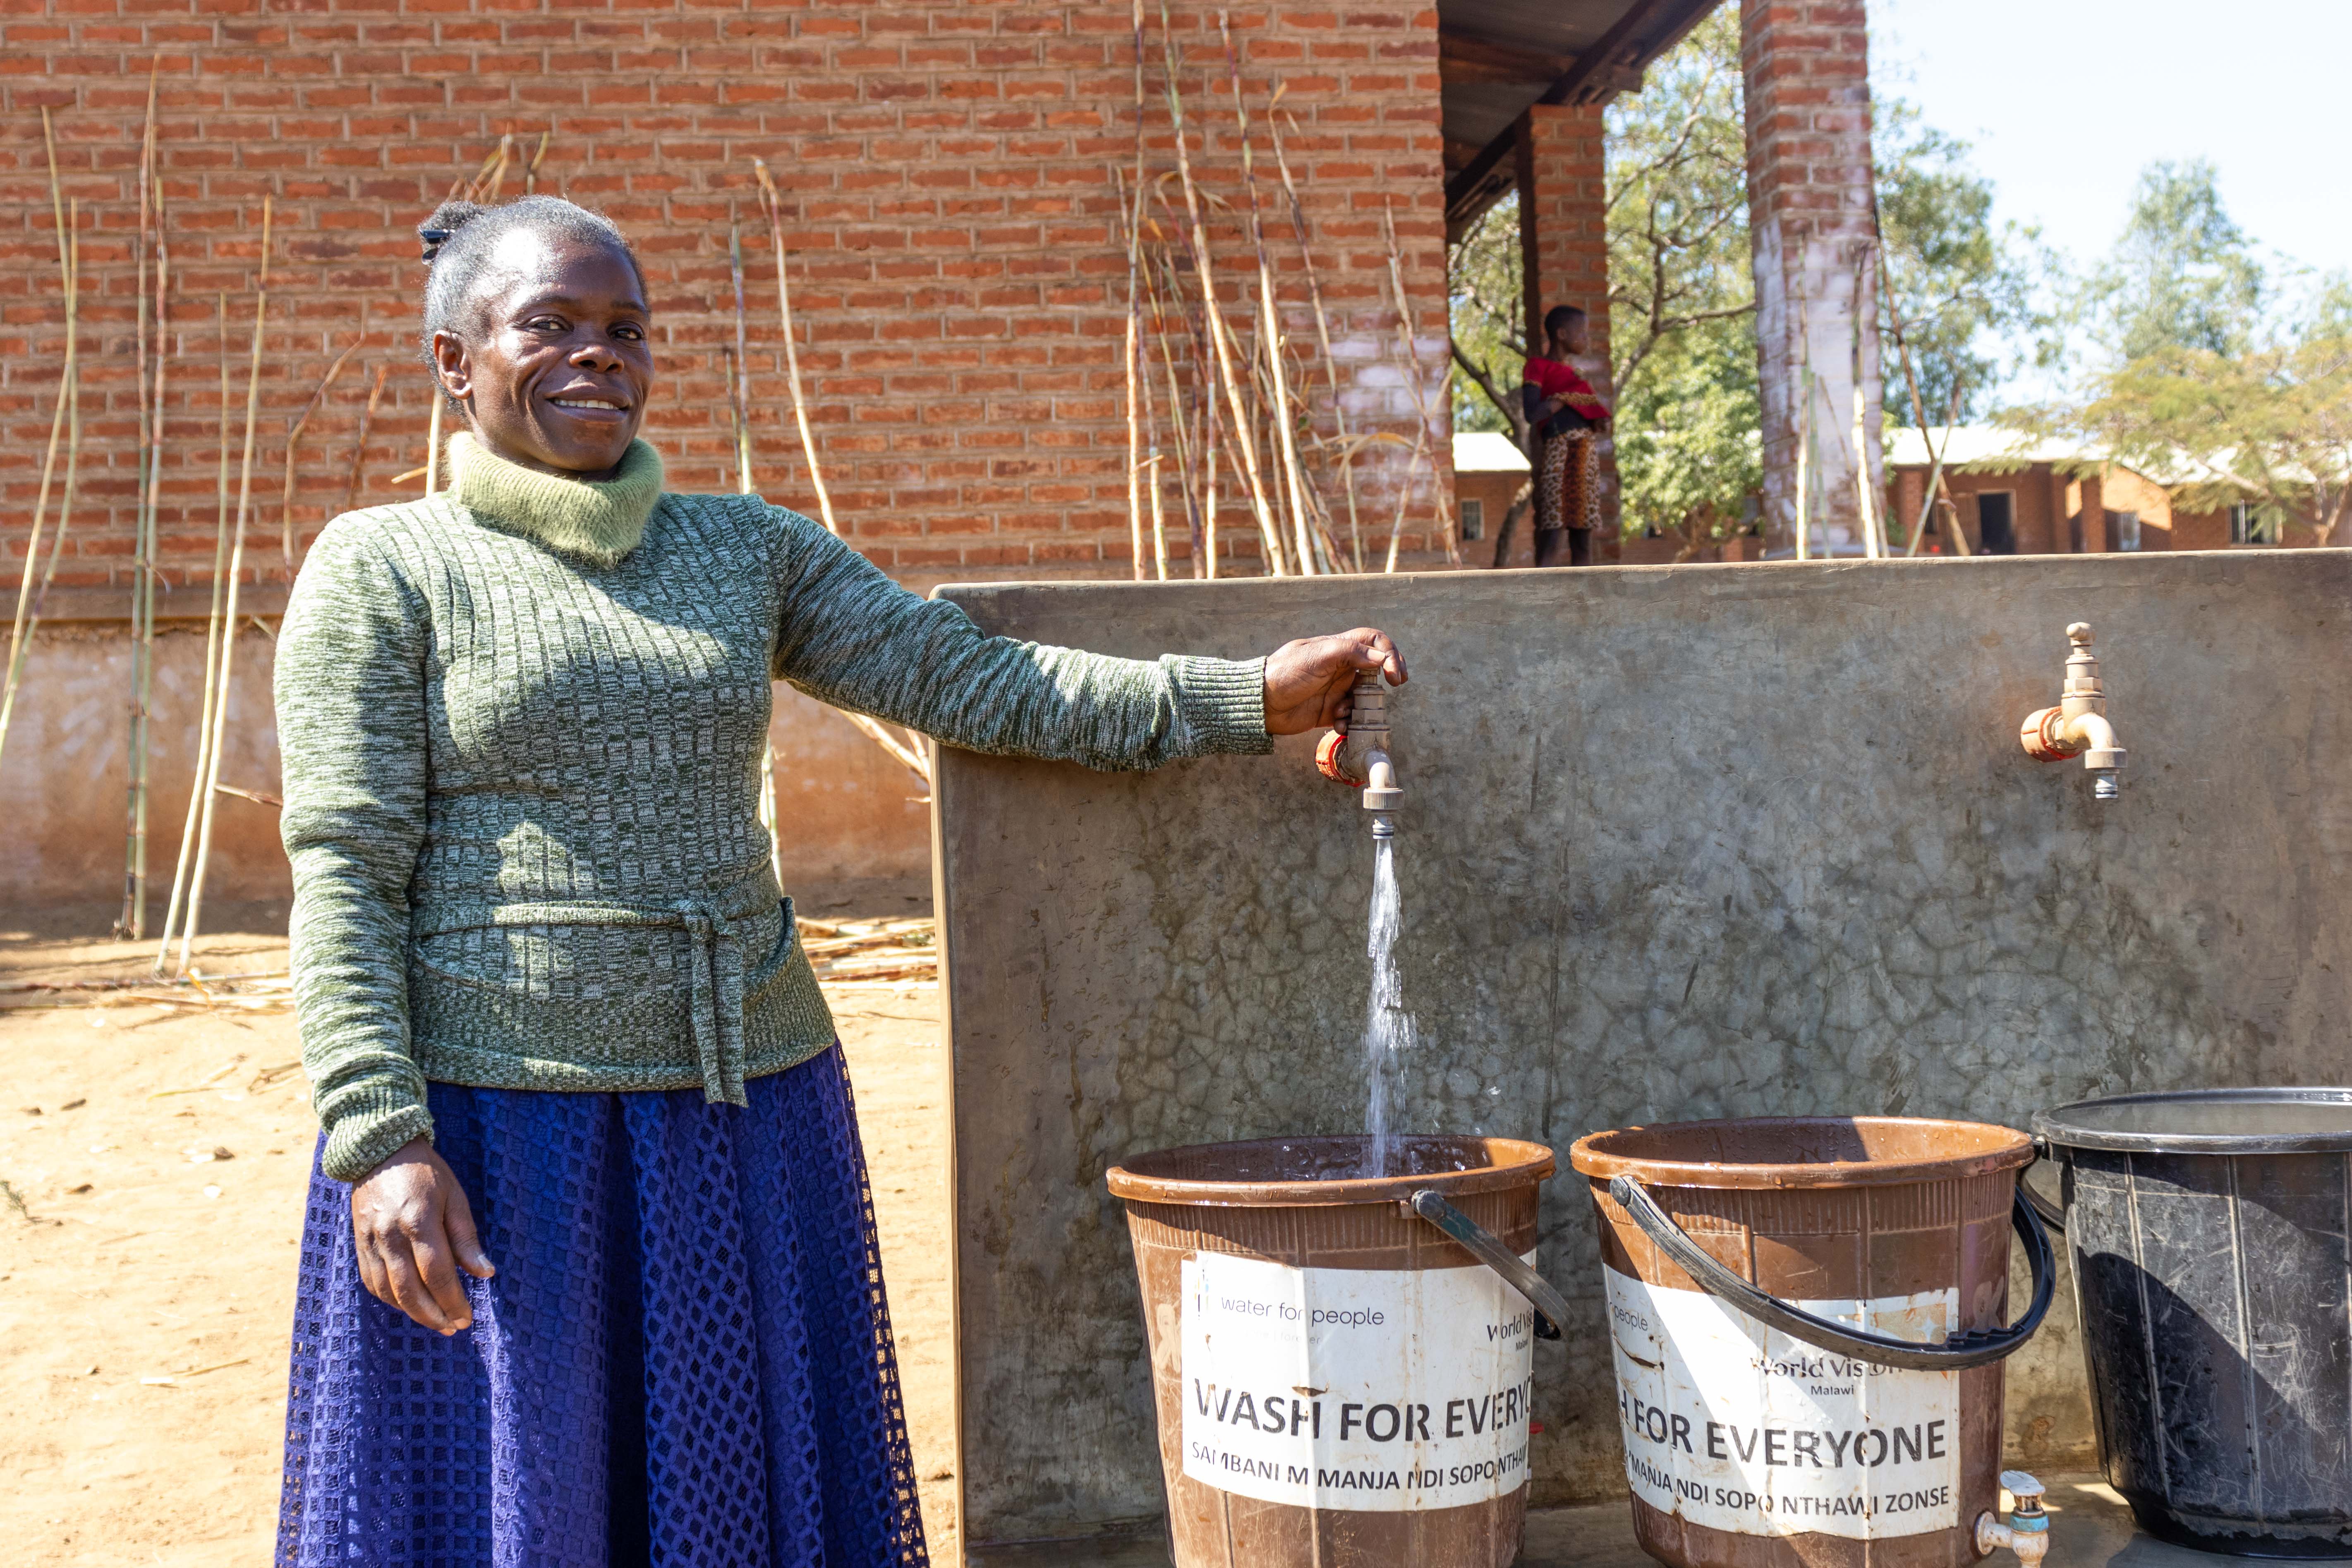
<box><xmin>419</xmin><ymin>228</ymin><xmax>452</xmax><ymax>261</ymax></box>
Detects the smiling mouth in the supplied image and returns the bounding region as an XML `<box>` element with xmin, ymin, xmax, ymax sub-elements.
<box><xmin>550</xmin><ymin>396</ymin><xmax>630</xmax><ymax>412</ymax></box>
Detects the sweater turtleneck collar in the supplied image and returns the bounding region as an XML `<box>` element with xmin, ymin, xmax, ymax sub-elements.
<box><xmin>448</xmin><ymin>431</ymin><xmax>666</xmax><ymax>567</ymax></box>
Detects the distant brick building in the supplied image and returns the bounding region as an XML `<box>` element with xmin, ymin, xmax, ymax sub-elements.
<box><xmin>1883</xmin><ymin>427</ymin><xmax>2319</xmax><ymax>555</ymax></box>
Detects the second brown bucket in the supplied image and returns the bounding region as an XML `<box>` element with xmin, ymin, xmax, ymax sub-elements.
<box><xmin>1569</xmin><ymin>1117</ymin><xmax>2055</xmax><ymax>1568</ymax></box>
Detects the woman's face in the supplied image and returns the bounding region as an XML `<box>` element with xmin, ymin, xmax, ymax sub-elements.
<box><xmin>431</xmin><ymin>231</ymin><xmax>653</xmax><ymax>479</ymax></box>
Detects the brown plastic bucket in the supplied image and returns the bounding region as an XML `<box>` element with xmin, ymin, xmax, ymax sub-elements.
<box><xmin>1107</xmin><ymin>1134</ymin><xmax>1556</xmax><ymax>1568</ymax></box>
<box><xmin>1569</xmin><ymin>1117</ymin><xmax>2055</xmax><ymax>1568</ymax></box>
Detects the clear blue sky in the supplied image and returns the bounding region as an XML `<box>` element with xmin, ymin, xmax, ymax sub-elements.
<box><xmin>1870</xmin><ymin>0</ymin><xmax>2351</xmax><ymax>280</ymax></box>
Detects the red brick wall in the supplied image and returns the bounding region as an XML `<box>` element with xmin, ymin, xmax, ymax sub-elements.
<box><xmin>2</xmin><ymin>1</ymin><xmax>1455</xmax><ymax>604</ymax></box>
<box><xmin>1514</xmin><ymin>100</ymin><xmax>1617</xmax><ymax>533</ymax></box>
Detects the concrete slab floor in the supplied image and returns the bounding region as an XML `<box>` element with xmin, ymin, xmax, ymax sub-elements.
<box><xmin>972</xmin><ymin>1476</ymin><xmax>2241</xmax><ymax>1568</ymax></box>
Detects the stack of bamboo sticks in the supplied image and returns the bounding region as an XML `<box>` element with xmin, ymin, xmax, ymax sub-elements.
<box><xmin>152</xmin><ymin>200</ymin><xmax>273</xmax><ymax>978</ymax></box>
<box><xmin>1109</xmin><ymin>4</ymin><xmax>1456</xmax><ymax>581</ymax></box>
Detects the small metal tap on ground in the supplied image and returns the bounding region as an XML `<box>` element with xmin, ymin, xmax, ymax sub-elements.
<box><xmin>2021</xmin><ymin>622</ymin><xmax>2126</xmax><ymax>799</ymax></box>
<box><xmin>1976</xmin><ymin>1470</ymin><xmax>2053</xmax><ymax>1568</ymax></box>
<box><xmin>1315</xmin><ymin>671</ymin><xmax>1402</xmax><ymax>835</ymax></box>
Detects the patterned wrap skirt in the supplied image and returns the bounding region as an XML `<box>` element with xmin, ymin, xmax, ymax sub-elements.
<box><xmin>276</xmin><ymin>1046</ymin><xmax>929</xmax><ymax>1567</ymax></box>
<box><xmin>1533</xmin><ymin>428</ymin><xmax>1600</xmax><ymax>535</ymax></box>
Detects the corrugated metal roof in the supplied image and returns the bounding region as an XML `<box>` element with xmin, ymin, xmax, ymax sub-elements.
<box><xmin>1440</xmin><ymin>0</ymin><xmax>1637</xmax><ymax>153</ymax></box>
<box><xmin>1439</xmin><ymin>0</ymin><xmax>1726</xmax><ymax>235</ymax></box>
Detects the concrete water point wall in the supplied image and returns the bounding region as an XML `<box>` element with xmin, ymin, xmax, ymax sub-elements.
<box><xmin>931</xmin><ymin>552</ymin><xmax>2352</xmax><ymax>1558</ymax></box>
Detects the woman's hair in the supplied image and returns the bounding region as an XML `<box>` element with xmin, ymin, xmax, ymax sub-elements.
<box><xmin>416</xmin><ymin>195</ymin><xmax>645</xmax><ymax>399</ymax></box>
<box><xmin>1543</xmin><ymin>304</ymin><xmax>1586</xmax><ymax>344</ymax></box>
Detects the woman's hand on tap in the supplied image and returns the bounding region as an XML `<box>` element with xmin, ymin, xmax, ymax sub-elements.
<box><xmin>1261</xmin><ymin>628</ymin><xmax>1408</xmax><ymax>735</ymax></box>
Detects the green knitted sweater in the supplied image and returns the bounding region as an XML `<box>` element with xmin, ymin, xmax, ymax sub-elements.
<box><xmin>278</xmin><ymin>435</ymin><xmax>1272</xmax><ymax>1181</ymax></box>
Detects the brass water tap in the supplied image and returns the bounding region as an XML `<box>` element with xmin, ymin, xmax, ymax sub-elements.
<box><xmin>2021</xmin><ymin>622</ymin><xmax>2125</xmax><ymax>799</ymax></box>
<box><xmin>1315</xmin><ymin>671</ymin><xmax>1403</xmax><ymax>836</ymax></box>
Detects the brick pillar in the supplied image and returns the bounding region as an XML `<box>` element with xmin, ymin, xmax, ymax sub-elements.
<box><xmin>2069</xmin><ymin>474</ymin><xmax>2107</xmax><ymax>553</ymax></box>
<box><xmin>1515</xmin><ymin>103</ymin><xmax>1619</xmax><ymax>536</ymax></box>
<box><xmin>1741</xmin><ymin>0</ymin><xmax>1885</xmax><ymax>554</ymax></box>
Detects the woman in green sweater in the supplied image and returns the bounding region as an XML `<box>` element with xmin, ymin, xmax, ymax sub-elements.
<box><xmin>273</xmin><ymin>194</ymin><xmax>1405</xmax><ymax>1566</ymax></box>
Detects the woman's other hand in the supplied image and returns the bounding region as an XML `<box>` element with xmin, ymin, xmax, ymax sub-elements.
<box><xmin>349</xmin><ymin>1138</ymin><xmax>496</xmax><ymax>1335</ymax></box>
<box><xmin>1262</xmin><ymin>627</ymin><xmax>1408</xmax><ymax>735</ymax></box>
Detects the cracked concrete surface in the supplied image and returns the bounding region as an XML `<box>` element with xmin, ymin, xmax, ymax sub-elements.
<box><xmin>933</xmin><ymin>554</ymin><xmax>2352</xmax><ymax>1554</ymax></box>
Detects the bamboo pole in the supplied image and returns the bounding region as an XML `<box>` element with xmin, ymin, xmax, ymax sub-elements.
<box><xmin>339</xmin><ymin>364</ymin><xmax>389</xmax><ymax>516</ymax></box>
<box><xmin>1878</xmin><ymin>247</ymin><xmax>1970</xmax><ymax>558</ymax></box>
<box><xmin>1849</xmin><ymin>260</ymin><xmax>1883</xmax><ymax>560</ymax></box>
<box><xmin>155</xmin><ymin>297</ymin><xmax>236</xmax><ymax>975</ymax></box>
<box><xmin>728</xmin><ymin>220</ymin><xmax>755</xmax><ymax>495</ymax></box>
<box><xmin>0</xmin><ymin>139</ymin><xmax>80</xmax><ymax>773</ymax></box>
<box><xmin>0</xmin><ymin>224</ymin><xmax>81</xmax><ymax>765</ymax></box>
<box><xmin>278</xmin><ymin>336</ymin><xmax>362</xmax><ymax>563</ymax></box>
<box><xmin>1118</xmin><ymin>167</ymin><xmax>1147</xmax><ymax>580</ymax></box>
<box><xmin>136</xmin><ymin>131</ymin><xmax>172</xmax><ymax>933</ymax></box>
<box><xmin>424</xmin><ymin>397</ymin><xmax>443</xmax><ymax>494</ymax></box>
<box><xmin>1122</xmin><ymin>1</ymin><xmax>1151</xmax><ymax>580</ymax></box>
<box><xmin>1157</xmin><ymin>231</ymin><xmax>1221</xmax><ymax>575</ymax></box>
<box><xmin>1268</xmin><ymin>107</ymin><xmax>1364</xmax><ymax>571</ymax></box>
<box><xmin>179</xmin><ymin>199</ymin><xmax>270</xmax><ymax>977</ymax></box>
<box><xmin>0</xmin><ymin>113</ymin><xmax>76</xmax><ymax>714</ymax></box>
<box><xmin>751</xmin><ymin>159</ymin><xmax>838</xmax><ymax>534</ymax></box>
<box><xmin>1161</xmin><ymin>8</ymin><xmax>1286</xmax><ymax>575</ymax></box>
<box><xmin>119</xmin><ymin>72</ymin><xmax>161</xmax><ymax>938</ymax></box>
<box><xmin>1793</xmin><ymin>366</ymin><xmax>1814</xmax><ymax>561</ymax></box>
<box><xmin>1136</xmin><ymin>268</ymin><xmax>1172</xmax><ymax>582</ymax></box>
<box><xmin>1220</xmin><ymin>14</ymin><xmax>1318</xmax><ymax>576</ymax></box>
<box><xmin>44</xmin><ymin>224</ymin><xmax>83</xmax><ymax>623</ymax></box>
<box><xmin>1792</xmin><ymin>263</ymin><xmax>1813</xmax><ymax>562</ymax></box>
<box><xmin>1377</xmin><ymin>199</ymin><xmax>1452</xmax><ymax>570</ymax></box>
<box><xmin>1143</xmin><ymin>251</ymin><xmax>1204</xmax><ymax>576</ymax></box>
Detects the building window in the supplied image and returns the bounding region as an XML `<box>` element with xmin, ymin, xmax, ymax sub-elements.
<box><xmin>1976</xmin><ymin>492</ymin><xmax>2017</xmax><ymax>555</ymax></box>
<box><xmin>2110</xmin><ymin>510</ymin><xmax>2141</xmax><ymax>552</ymax></box>
<box><xmin>2230</xmin><ymin>503</ymin><xmax>2275</xmax><ymax>545</ymax></box>
<box><xmin>1459</xmin><ymin>498</ymin><xmax>1484</xmax><ymax>541</ymax></box>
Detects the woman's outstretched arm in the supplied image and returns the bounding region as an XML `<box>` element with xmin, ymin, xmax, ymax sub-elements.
<box><xmin>767</xmin><ymin>509</ymin><xmax>1404</xmax><ymax>766</ymax></box>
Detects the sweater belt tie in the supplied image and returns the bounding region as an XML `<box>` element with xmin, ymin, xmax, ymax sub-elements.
<box><xmin>671</xmin><ymin>898</ymin><xmax>752</xmax><ymax>1108</ymax></box>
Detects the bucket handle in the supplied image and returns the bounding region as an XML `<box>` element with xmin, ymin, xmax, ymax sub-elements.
<box><xmin>1407</xmin><ymin>1190</ymin><xmax>1565</xmax><ymax>1341</ymax></box>
<box><xmin>1608</xmin><ymin>1175</ymin><xmax>2057</xmax><ymax>1372</ymax></box>
<box><xmin>2019</xmin><ymin>1139</ymin><xmax>2065</xmax><ymax>1233</ymax></box>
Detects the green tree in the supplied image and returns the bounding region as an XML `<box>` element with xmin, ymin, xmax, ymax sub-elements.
<box><xmin>2024</xmin><ymin>330</ymin><xmax>2352</xmax><ymax>547</ymax></box>
<box><xmin>2086</xmin><ymin>159</ymin><xmax>2266</xmax><ymax>363</ymax></box>
<box><xmin>2017</xmin><ymin>167</ymin><xmax>2348</xmax><ymax>548</ymax></box>
<box><xmin>1874</xmin><ymin>103</ymin><xmax>2045</xmax><ymax>430</ymax></box>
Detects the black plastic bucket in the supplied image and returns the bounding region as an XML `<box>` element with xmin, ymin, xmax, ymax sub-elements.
<box><xmin>2031</xmin><ymin>1088</ymin><xmax>2352</xmax><ymax>1558</ymax></box>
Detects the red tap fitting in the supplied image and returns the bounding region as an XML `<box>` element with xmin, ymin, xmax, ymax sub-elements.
<box><xmin>1316</xmin><ymin>729</ymin><xmax>1360</xmax><ymax>786</ymax></box>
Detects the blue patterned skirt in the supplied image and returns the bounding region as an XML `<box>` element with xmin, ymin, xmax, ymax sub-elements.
<box><xmin>276</xmin><ymin>1046</ymin><xmax>929</xmax><ymax>1567</ymax></box>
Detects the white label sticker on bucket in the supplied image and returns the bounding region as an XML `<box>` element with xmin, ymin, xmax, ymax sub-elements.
<box><xmin>1178</xmin><ymin>1252</ymin><xmax>1536</xmax><ymax>1512</ymax></box>
<box><xmin>1603</xmin><ymin>1265</ymin><xmax>1961</xmax><ymax>1539</ymax></box>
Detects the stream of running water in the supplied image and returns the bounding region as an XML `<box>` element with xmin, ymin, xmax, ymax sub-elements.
<box><xmin>1360</xmin><ymin>833</ymin><xmax>1419</xmax><ymax>1177</ymax></box>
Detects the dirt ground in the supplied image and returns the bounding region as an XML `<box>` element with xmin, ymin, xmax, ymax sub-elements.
<box><xmin>0</xmin><ymin>902</ymin><xmax>959</xmax><ymax>1566</ymax></box>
